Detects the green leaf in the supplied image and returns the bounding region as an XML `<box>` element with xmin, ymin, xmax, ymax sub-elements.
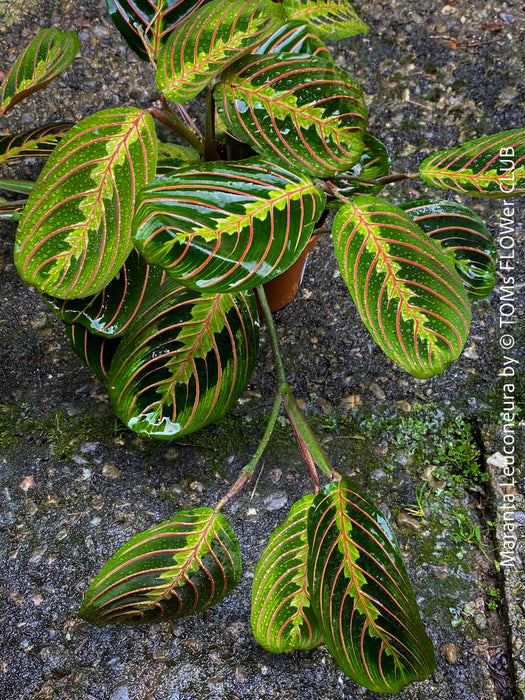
<box><xmin>215</xmin><ymin>53</ymin><xmax>367</xmax><ymax>177</ymax></box>
<box><xmin>157</xmin><ymin>142</ymin><xmax>201</xmax><ymax>175</ymax></box>
<box><xmin>419</xmin><ymin>128</ymin><xmax>525</xmax><ymax>198</ymax></box>
<box><xmin>44</xmin><ymin>249</ymin><xmax>167</xmax><ymax>337</ymax></box>
<box><xmin>107</xmin><ymin>280</ymin><xmax>259</xmax><ymax>439</ymax></box>
<box><xmin>328</xmin><ymin>133</ymin><xmax>391</xmax><ymax>197</ymax></box>
<box><xmin>156</xmin><ymin>0</ymin><xmax>282</xmax><ymax>102</ymax></box>
<box><xmin>308</xmin><ymin>478</ymin><xmax>436</xmax><ymax>694</ymax></box>
<box><xmin>0</xmin><ymin>123</ymin><xmax>72</xmax><ymax>165</ymax></box>
<box><xmin>79</xmin><ymin>507</ymin><xmax>241</xmax><ymax>625</ymax></box>
<box><xmin>253</xmin><ymin>20</ymin><xmax>333</xmax><ymax>62</ymax></box>
<box><xmin>106</xmin><ymin>0</ymin><xmax>212</xmax><ymax>62</ymax></box>
<box><xmin>132</xmin><ymin>157</ymin><xmax>326</xmax><ymax>293</ymax></box>
<box><xmin>282</xmin><ymin>0</ymin><xmax>368</xmax><ymax>40</ymax></box>
<box><xmin>332</xmin><ymin>196</ymin><xmax>471</xmax><ymax>378</ymax></box>
<box><xmin>65</xmin><ymin>323</ymin><xmax>121</xmax><ymax>381</ymax></box>
<box><xmin>251</xmin><ymin>494</ymin><xmax>322</xmax><ymax>652</ymax></box>
<box><xmin>0</xmin><ymin>29</ymin><xmax>79</xmax><ymax>116</ymax></box>
<box><xmin>14</xmin><ymin>108</ymin><xmax>158</xmax><ymax>299</ymax></box>
<box><xmin>399</xmin><ymin>199</ymin><xmax>497</xmax><ymax>300</ymax></box>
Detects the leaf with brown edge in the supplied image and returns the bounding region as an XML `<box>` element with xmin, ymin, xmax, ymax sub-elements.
<box><xmin>251</xmin><ymin>494</ymin><xmax>323</xmax><ymax>652</ymax></box>
<box><xmin>79</xmin><ymin>507</ymin><xmax>241</xmax><ymax>625</ymax></box>
<box><xmin>419</xmin><ymin>128</ymin><xmax>525</xmax><ymax>198</ymax></box>
<box><xmin>308</xmin><ymin>478</ymin><xmax>436</xmax><ymax>693</ymax></box>
<box><xmin>0</xmin><ymin>29</ymin><xmax>79</xmax><ymax>116</ymax></box>
<box><xmin>332</xmin><ymin>195</ymin><xmax>471</xmax><ymax>378</ymax></box>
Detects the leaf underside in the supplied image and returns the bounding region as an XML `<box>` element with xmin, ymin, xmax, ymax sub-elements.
<box><xmin>107</xmin><ymin>280</ymin><xmax>259</xmax><ymax>439</ymax></box>
<box><xmin>79</xmin><ymin>507</ymin><xmax>241</xmax><ymax>625</ymax></box>
<box><xmin>215</xmin><ymin>53</ymin><xmax>367</xmax><ymax>177</ymax></box>
<box><xmin>308</xmin><ymin>478</ymin><xmax>436</xmax><ymax>694</ymax></box>
<box><xmin>419</xmin><ymin>128</ymin><xmax>525</xmax><ymax>198</ymax></box>
<box><xmin>332</xmin><ymin>195</ymin><xmax>471</xmax><ymax>378</ymax></box>
<box><xmin>157</xmin><ymin>0</ymin><xmax>282</xmax><ymax>102</ymax></box>
<box><xmin>400</xmin><ymin>199</ymin><xmax>497</xmax><ymax>300</ymax></box>
<box><xmin>132</xmin><ymin>156</ymin><xmax>326</xmax><ymax>293</ymax></box>
<box><xmin>0</xmin><ymin>29</ymin><xmax>79</xmax><ymax>116</ymax></box>
<box><xmin>14</xmin><ymin>108</ymin><xmax>158</xmax><ymax>299</ymax></box>
<box><xmin>252</xmin><ymin>494</ymin><xmax>323</xmax><ymax>652</ymax></box>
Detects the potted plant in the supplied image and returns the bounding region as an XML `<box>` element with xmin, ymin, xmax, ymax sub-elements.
<box><xmin>0</xmin><ymin>0</ymin><xmax>522</xmax><ymax>694</ymax></box>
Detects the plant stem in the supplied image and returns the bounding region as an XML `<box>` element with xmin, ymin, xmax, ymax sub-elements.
<box><xmin>256</xmin><ymin>285</ymin><xmax>340</xmax><ymax>483</ymax></box>
<box><xmin>147</xmin><ymin>105</ymin><xmax>204</xmax><ymax>155</ymax></box>
<box><xmin>215</xmin><ymin>393</ymin><xmax>282</xmax><ymax>512</ymax></box>
<box><xmin>204</xmin><ymin>87</ymin><xmax>220</xmax><ymax>162</ymax></box>
<box><xmin>0</xmin><ymin>178</ymin><xmax>34</xmax><ymax>195</ymax></box>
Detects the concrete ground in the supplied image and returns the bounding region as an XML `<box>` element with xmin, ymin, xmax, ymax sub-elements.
<box><xmin>0</xmin><ymin>1</ymin><xmax>524</xmax><ymax>699</ymax></box>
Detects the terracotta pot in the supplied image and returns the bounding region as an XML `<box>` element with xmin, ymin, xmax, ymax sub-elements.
<box><xmin>259</xmin><ymin>234</ymin><xmax>320</xmax><ymax>314</ymax></box>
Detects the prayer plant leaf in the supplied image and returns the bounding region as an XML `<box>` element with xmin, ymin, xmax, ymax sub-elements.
<box><xmin>215</xmin><ymin>53</ymin><xmax>367</xmax><ymax>177</ymax></box>
<box><xmin>156</xmin><ymin>0</ymin><xmax>283</xmax><ymax>103</ymax></box>
<box><xmin>251</xmin><ymin>494</ymin><xmax>323</xmax><ymax>652</ymax></box>
<box><xmin>65</xmin><ymin>323</ymin><xmax>121</xmax><ymax>381</ymax></box>
<box><xmin>44</xmin><ymin>250</ymin><xmax>167</xmax><ymax>337</ymax></box>
<box><xmin>282</xmin><ymin>0</ymin><xmax>368</xmax><ymax>40</ymax></box>
<box><xmin>253</xmin><ymin>19</ymin><xmax>333</xmax><ymax>62</ymax></box>
<box><xmin>106</xmin><ymin>0</ymin><xmax>211</xmax><ymax>62</ymax></box>
<box><xmin>0</xmin><ymin>29</ymin><xmax>79</xmax><ymax>116</ymax></box>
<box><xmin>399</xmin><ymin>199</ymin><xmax>497</xmax><ymax>300</ymax></box>
<box><xmin>332</xmin><ymin>195</ymin><xmax>471</xmax><ymax>379</ymax></box>
<box><xmin>79</xmin><ymin>507</ymin><xmax>241</xmax><ymax>625</ymax></box>
<box><xmin>107</xmin><ymin>279</ymin><xmax>259</xmax><ymax>439</ymax></box>
<box><xmin>132</xmin><ymin>157</ymin><xmax>326</xmax><ymax>293</ymax></box>
<box><xmin>156</xmin><ymin>142</ymin><xmax>202</xmax><ymax>175</ymax></box>
<box><xmin>329</xmin><ymin>132</ymin><xmax>391</xmax><ymax>197</ymax></box>
<box><xmin>0</xmin><ymin>123</ymin><xmax>72</xmax><ymax>165</ymax></box>
<box><xmin>419</xmin><ymin>128</ymin><xmax>525</xmax><ymax>198</ymax></box>
<box><xmin>14</xmin><ymin>108</ymin><xmax>158</xmax><ymax>300</ymax></box>
<box><xmin>308</xmin><ymin>477</ymin><xmax>436</xmax><ymax>694</ymax></box>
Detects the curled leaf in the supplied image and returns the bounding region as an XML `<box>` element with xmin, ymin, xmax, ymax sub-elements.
<box><xmin>399</xmin><ymin>199</ymin><xmax>497</xmax><ymax>300</ymax></box>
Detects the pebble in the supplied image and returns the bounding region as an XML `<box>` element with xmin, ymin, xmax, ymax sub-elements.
<box><xmin>102</xmin><ymin>463</ymin><xmax>121</xmax><ymax>478</ymax></box>
<box><xmin>441</xmin><ymin>643</ymin><xmax>458</xmax><ymax>663</ymax></box>
<box><xmin>341</xmin><ymin>394</ymin><xmax>362</xmax><ymax>411</ymax></box>
<box><xmin>396</xmin><ymin>513</ymin><xmax>422</xmax><ymax>532</ymax></box>
<box><xmin>263</xmin><ymin>492</ymin><xmax>288</xmax><ymax>512</ymax></box>
<box><xmin>18</xmin><ymin>476</ymin><xmax>35</xmax><ymax>492</ymax></box>
<box><xmin>369</xmin><ymin>382</ymin><xmax>386</xmax><ymax>401</ymax></box>
<box><xmin>396</xmin><ymin>400</ymin><xmax>411</xmax><ymax>412</ymax></box>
